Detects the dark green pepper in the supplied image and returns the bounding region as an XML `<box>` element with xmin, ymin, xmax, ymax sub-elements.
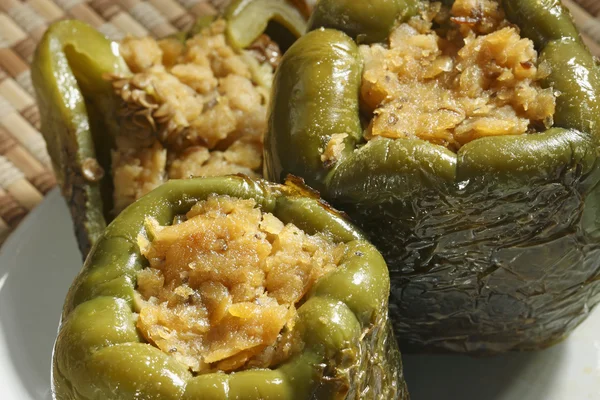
<box><xmin>265</xmin><ymin>0</ymin><xmax>600</xmax><ymax>353</ymax></box>
<box><xmin>32</xmin><ymin>0</ymin><xmax>308</xmax><ymax>258</ymax></box>
<box><xmin>52</xmin><ymin>175</ymin><xmax>408</xmax><ymax>400</ymax></box>
<box><xmin>307</xmin><ymin>0</ymin><xmax>418</xmax><ymax>44</ymax></box>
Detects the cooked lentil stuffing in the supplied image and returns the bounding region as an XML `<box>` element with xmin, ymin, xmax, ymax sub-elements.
<box><xmin>135</xmin><ymin>195</ymin><xmax>345</xmax><ymax>373</ymax></box>
<box><xmin>358</xmin><ymin>0</ymin><xmax>556</xmax><ymax>152</ymax></box>
<box><xmin>110</xmin><ymin>20</ymin><xmax>277</xmax><ymax>213</ymax></box>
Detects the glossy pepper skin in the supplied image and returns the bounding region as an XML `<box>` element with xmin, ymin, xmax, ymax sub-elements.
<box><xmin>52</xmin><ymin>175</ymin><xmax>408</xmax><ymax>400</ymax></box>
<box><xmin>265</xmin><ymin>0</ymin><xmax>600</xmax><ymax>353</ymax></box>
<box><xmin>31</xmin><ymin>0</ymin><xmax>308</xmax><ymax>258</ymax></box>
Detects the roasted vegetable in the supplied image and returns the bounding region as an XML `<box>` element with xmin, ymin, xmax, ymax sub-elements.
<box><xmin>225</xmin><ymin>0</ymin><xmax>306</xmax><ymax>49</ymax></box>
<box><xmin>265</xmin><ymin>0</ymin><xmax>600</xmax><ymax>353</ymax></box>
<box><xmin>32</xmin><ymin>0</ymin><xmax>308</xmax><ymax>258</ymax></box>
<box><xmin>52</xmin><ymin>175</ymin><xmax>408</xmax><ymax>400</ymax></box>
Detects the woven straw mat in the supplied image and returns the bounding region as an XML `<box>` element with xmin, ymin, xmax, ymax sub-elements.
<box><xmin>0</xmin><ymin>0</ymin><xmax>599</xmax><ymax>246</ymax></box>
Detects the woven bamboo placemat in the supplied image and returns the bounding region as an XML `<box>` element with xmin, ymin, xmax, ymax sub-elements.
<box><xmin>0</xmin><ymin>0</ymin><xmax>598</xmax><ymax>246</ymax></box>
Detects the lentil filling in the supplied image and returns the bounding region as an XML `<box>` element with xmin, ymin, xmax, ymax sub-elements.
<box><xmin>110</xmin><ymin>20</ymin><xmax>278</xmax><ymax>213</ymax></box>
<box><xmin>135</xmin><ymin>195</ymin><xmax>345</xmax><ymax>373</ymax></box>
<box><xmin>344</xmin><ymin>0</ymin><xmax>557</xmax><ymax>156</ymax></box>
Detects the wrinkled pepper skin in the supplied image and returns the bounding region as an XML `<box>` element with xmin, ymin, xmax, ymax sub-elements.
<box><xmin>52</xmin><ymin>176</ymin><xmax>408</xmax><ymax>400</ymax></box>
<box><xmin>32</xmin><ymin>0</ymin><xmax>308</xmax><ymax>258</ymax></box>
<box><xmin>265</xmin><ymin>0</ymin><xmax>600</xmax><ymax>353</ymax></box>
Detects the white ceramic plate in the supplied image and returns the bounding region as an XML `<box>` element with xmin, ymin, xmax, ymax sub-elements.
<box><xmin>1</xmin><ymin>189</ymin><xmax>599</xmax><ymax>400</ymax></box>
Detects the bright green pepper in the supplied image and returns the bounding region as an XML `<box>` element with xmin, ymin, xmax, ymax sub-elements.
<box><xmin>52</xmin><ymin>175</ymin><xmax>408</xmax><ymax>400</ymax></box>
<box><xmin>32</xmin><ymin>0</ymin><xmax>308</xmax><ymax>258</ymax></box>
<box><xmin>32</xmin><ymin>20</ymin><xmax>127</xmax><ymax>258</ymax></box>
<box><xmin>225</xmin><ymin>0</ymin><xmax>306</xmax><ymax>49</ymax></box>
<box><xmin>265</xmin><ymin>0</ymin><xmax>600</xmax><ymax>353</ymax></box>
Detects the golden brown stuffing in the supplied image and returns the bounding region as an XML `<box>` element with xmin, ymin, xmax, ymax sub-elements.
<box><xmin>111</xmin><ymin>20</ymin><xmax>277</xmax><ymax>213</ymax></box>
<box><xmin>112</xmin><ymin>142</ymin><xmax>166</xmax><ymax>213</ymax></box>
<box><xmin>135</xmin><ymin>195</ymin><xmax>345</xmax><ymax>373</ymax></box>
<box><xmin>321</xmin><ymin>133</ymin><xmax>348</xmax><ymax>167</ymax></box>
<box><xmin>358</xmin><ymin>0</ymin><xmax>556</xmax><ymax>152</ymax></box>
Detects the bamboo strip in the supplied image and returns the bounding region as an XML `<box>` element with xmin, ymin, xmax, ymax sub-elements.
<box><xmin>1</xmin><ymin>0</ymin><xmax>48</xmax><ymax>42</ymax></box>
<box><xmin>177</xmin><ymin>0</ymin><xmax>200</xmax><ymax>7</ymax></box>
<box><xmin>210</xmin><ymin>0</ymin><xmax>231</xmax><ymax>12</ymax></box>
<box><xmin>564</xmin><ymin>0</ymin><xmax>600</xmax><ymax>52</ymax></box>
<box><xmin>0</xmin><ymin>126</ymin><xmax>18</xmax><ymax>157</ymax></box>
<box><xmin>0</xmin><ymin>125</ymin><xmax>55</xmax><ymax>194</ymax></box>
<box><xmin>574</xmin><ymin>0</ymin><xmax>600</xmax><ymax>17</ymax></box>
<box><xmin>0</xmin><ymin>97</ymin><xmax>51</xmax><ymax>168</ymax></box>
<box><xmin>28</xmin><ymin>0</ymin><xmax>65</xmax><ymax>22</ymax></box>
<box><xmin>14</xmin><ymin>70</ymin><xmax>35</xmax><ymax>98</ymax></box>
<box><xmin>0</xmin><ymin>77</ymin><xmax>35</xmax><ymax>113</ymax></box>
<box><xmin>52</xmin><ymin>0</ymin><xmax>124</xmax><ymax>40</ymax></box>
<box><xmin>89</xmin><ymin>0</ymin><xmax>120</xmax><ymax>20</ymax></box>
<box><xmin>110</xmin><ymin>10</ymin><xmax>148</xmax><ymax>37</ymax></box>
<box><xmin>12</xmin><ymin>37</ymin><xmax>37</xmax><ymax>63</ymax></box>
<box><xmin>0</xmin><ymin>129</ymin><xmax>52</xmax><ymax>182</ymax></box>
<box><xmin>0</xmin><ymin>12</ymin><xmax>27</xmax><ymax>47</ymax></box>
<box><xmin>0</xmin><ymin>186</ymin><xmax>26</xmax><ymax>228</ymax></box>
<box><xmin>117</xmin><ymin>0</ymin><xmax>137</xmax><ymax>9</ymax></box>
<box><xmin>0</xmin><ymin>48</ymin><xmax>28</xmax><ymax>79</ymax></box>
<box><xmin>53</xmin><ymin>0</ymin><xmax>87</xmax><ymax>9</ymax></box>
<box><xmin>171</xmin><ymin>12</ymin><xmax>195</xmax><ymax>31</ymax></box>
<box><xmin>29</xmin><ymin>171</ymin><xmax>56</xmax><ymax>194</ymax></box>
<box><xmin>581</xmin><ymin>32</ymin><xmax>600</xmax><ymax>57</ymax></box>
<box><xmin>3</xmin><ymin>81</ymin><xmax>39</xmax><ymax>128</ymax></box>
<box><xmin>0</xmin><ymin>155</ymin><xmax>43</xmax><ymax>211</ymax></box>
<box><xmin>148</xmin><ymin>0</ymin><xmax>187</xmax><ymax>23</ymax></box>
<box><xmin>185</xmin><ymin>1</ymin><xmax>218</xmax><ymax>18</ymax></box>
<box><xmin>88</xmin><ymin>0</ymin><xmax>148</xmax><ymax>38</ymax></box>
<box><xmin>184</xmin><ymin>0</ymin><xmax>228</xmax><ymax>12</ymax></box>
<box><xmin>68</xmin><ymin>2</ymin><xmax>107</xmax><ymax>28</ymax></box>
<box><xmin>20</xmin><ymin>104</ymin><xmax>41</xmax><ymax>130</ymax></box>
<box><xmin>4</xmin><ymin>178</ymin><xmax>44</xmax><ymax>210</ymax></box>
<box><xmin>118</xmin><ymin>0</ymin><xmax>177</xmax><ymax>37</ymax></box>
<box><xmin>0</xmin><ymin>113</ymin><xmax>50</xmax><ymax>168</ymax></box>
<box><xmin>49</xmin><ymin>0</ymin><xmax>123</xmax><ymax>40</ymax></box>
<box><xmin>0</xmin><ymin>48</ymin><xmax>36</xmax><ymax>97</ymax></box>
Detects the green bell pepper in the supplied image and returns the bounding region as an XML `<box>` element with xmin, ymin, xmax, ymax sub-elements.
<box><xmin>32</xmin><ymin>0</ymin><xmax>308</xmax><ymax>258</ymax></box>
<box><xmin>225</xmin><ymin>0</ymin><xmax>306</xmax><ymax>49</ymax></box>
<box><xmin>52</xmin><ymin>175</ymin><xmax>408</xmax><ymax>400</ymax></box>
<box><xmin>265</xmin><ymin>0</ymin><xmax>600</xmax><ymax>353</ymax></box>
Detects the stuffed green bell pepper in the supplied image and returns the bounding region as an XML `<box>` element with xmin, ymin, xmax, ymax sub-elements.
<box><xmin>32</xmin><ymin>0</ymin><xmax>308</xmax><ymax>257</ymax></box>
<box><xmin>265</xmin><ymin>0</ymin><xmax>600</xmax><ymax>353</ymax></box>
<box><xmin>52</xmin><ymin>175</ymin><xmax>408</xmax><ymax>400</ymax></box>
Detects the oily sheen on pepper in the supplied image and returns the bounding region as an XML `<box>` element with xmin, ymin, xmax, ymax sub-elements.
<box><xmin>265</xmin><ymin>0</ymin><xmax>600</xmax><ymax>353</ymax></box>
